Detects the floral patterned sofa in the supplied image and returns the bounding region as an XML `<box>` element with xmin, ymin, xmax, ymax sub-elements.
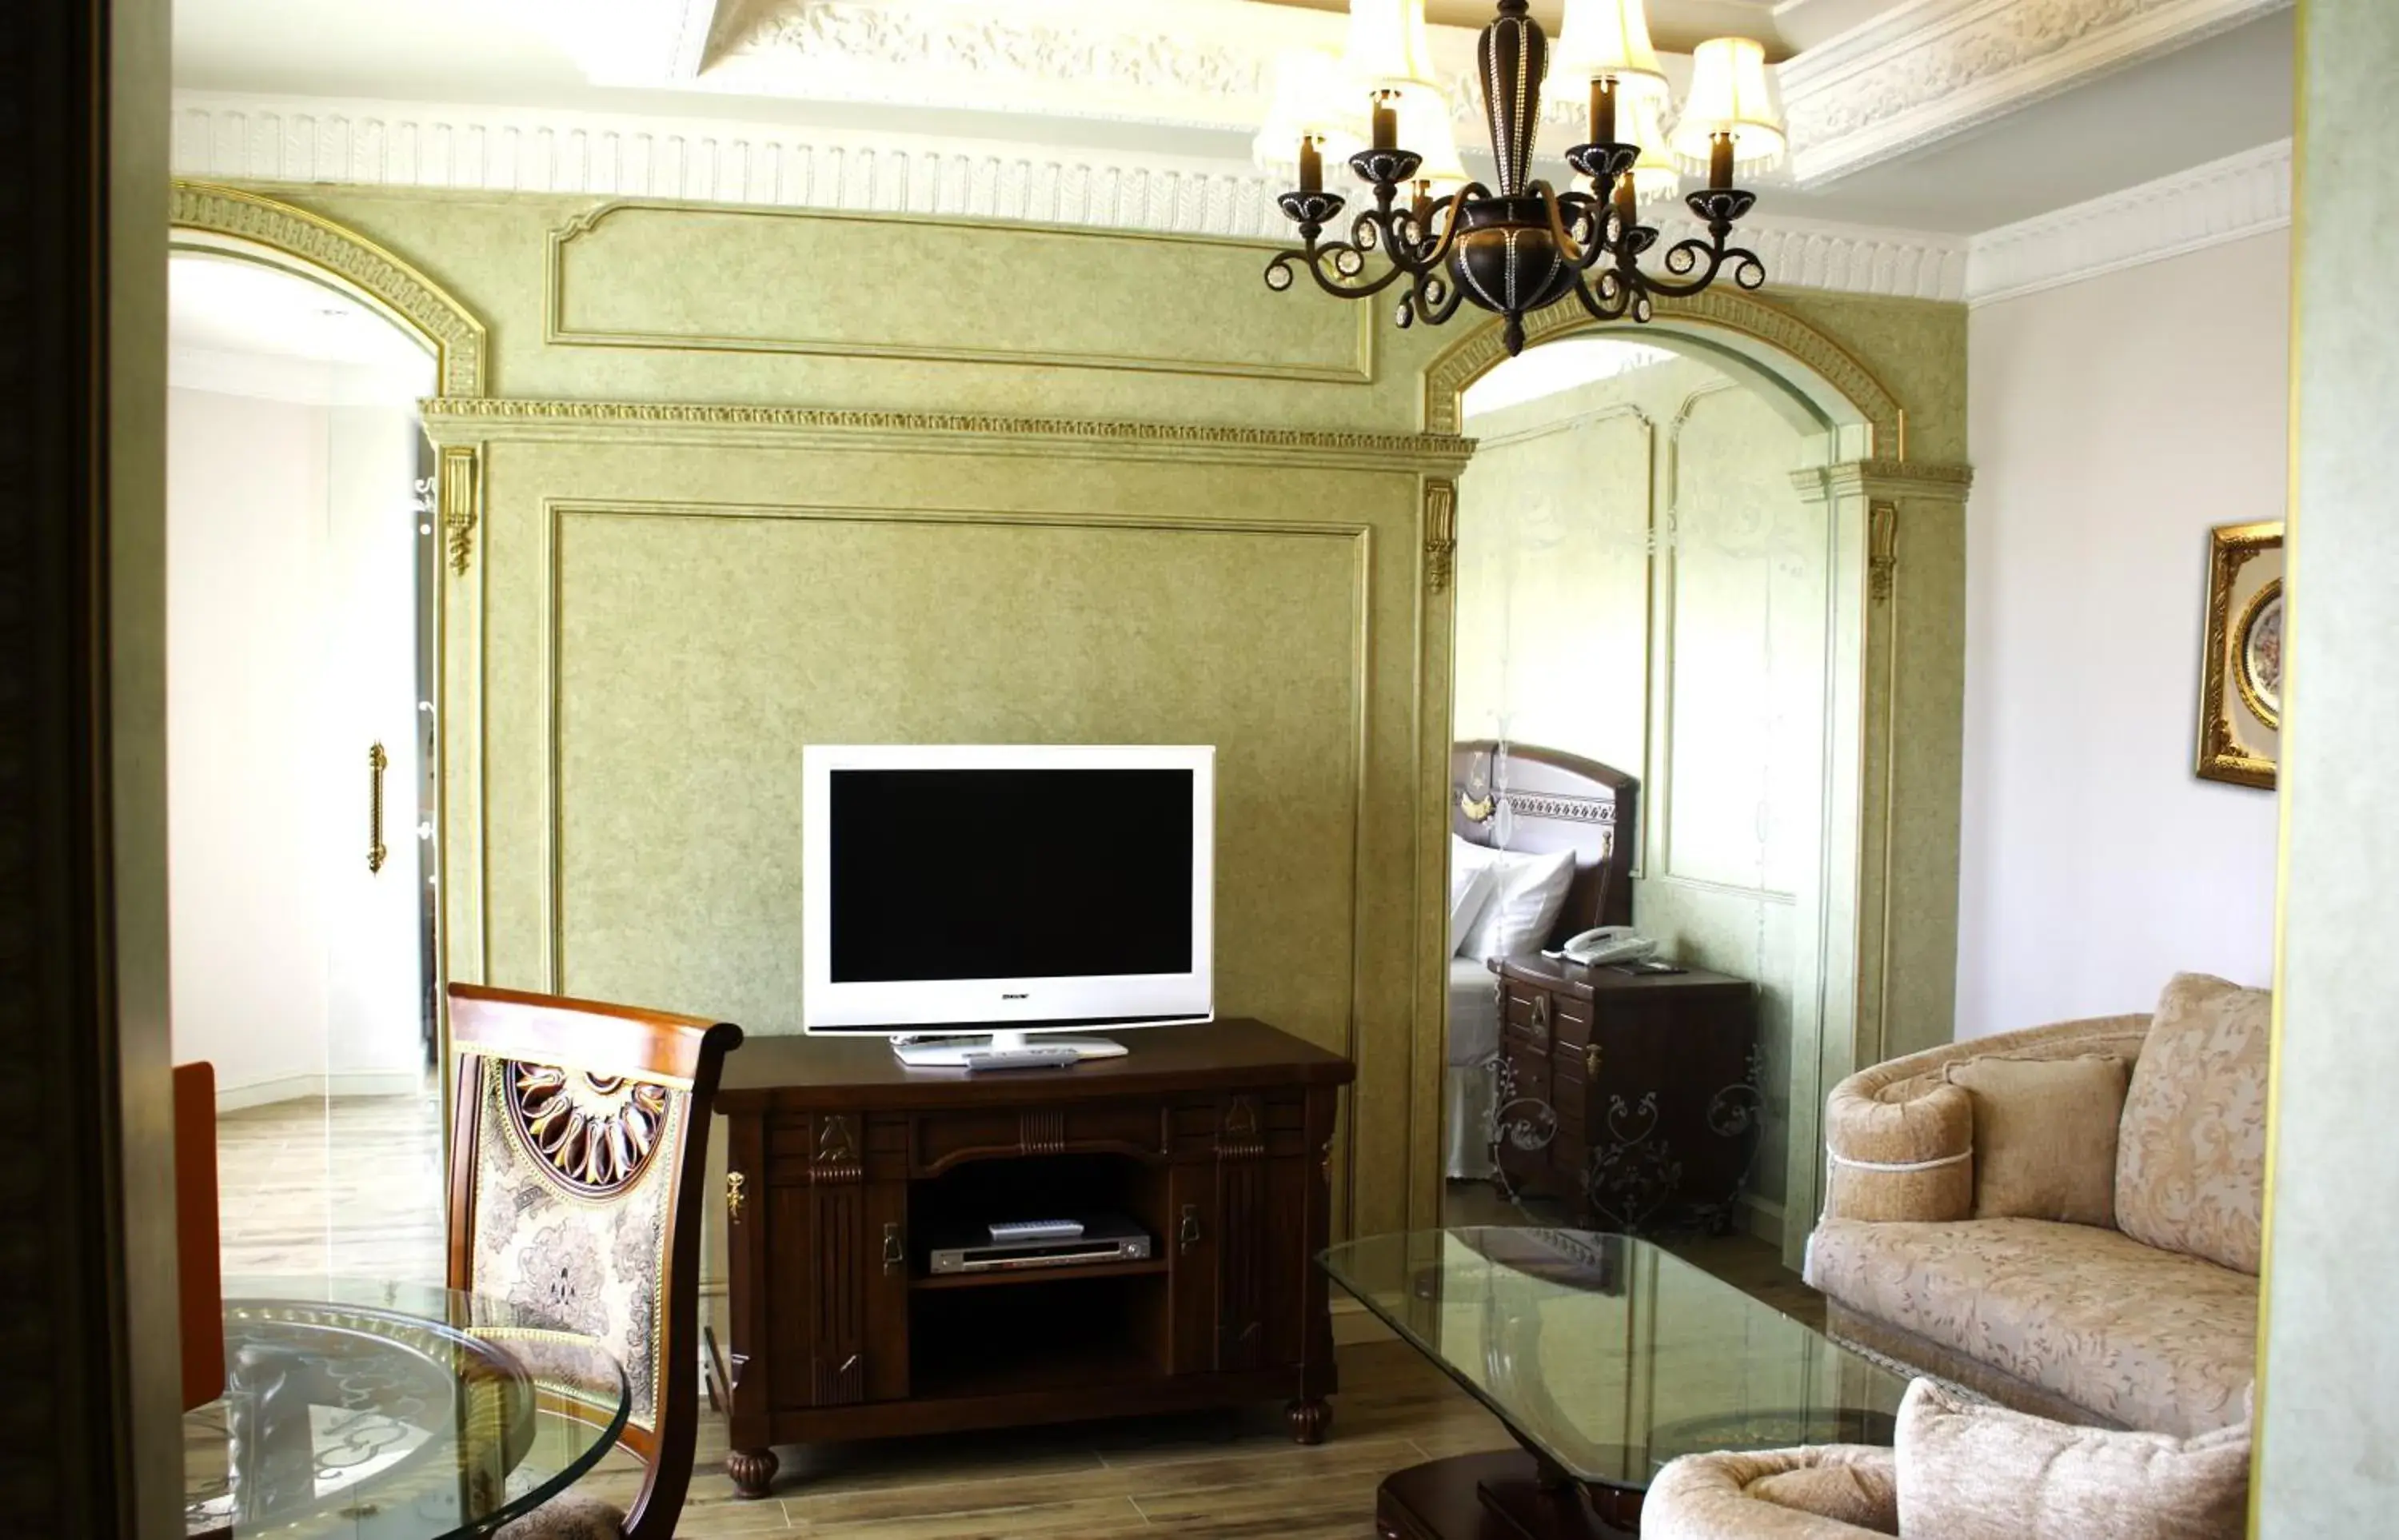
<box><xmin>1802</xmin><ymin>973</ymin><xmax>2268</xmax><ymax>1438</ymax></box>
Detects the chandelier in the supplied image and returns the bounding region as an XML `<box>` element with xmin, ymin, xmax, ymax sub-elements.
<box><xmin>1255</xmin><ymin>0</ymin><xmax>1787</xmax><ymax>355</ymax></box>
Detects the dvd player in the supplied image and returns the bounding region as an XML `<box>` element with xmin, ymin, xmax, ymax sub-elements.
<box><xmin>927</xmin><ymin>1214</ymin><xmax>1152</xmax><ymax>1275</ymax></box>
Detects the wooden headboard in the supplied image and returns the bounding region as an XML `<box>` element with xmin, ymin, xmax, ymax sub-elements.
<box><xmin>1451</xmin><ymin>740</ymin><xmax>1638</xmax><ymax>944</ymax></box>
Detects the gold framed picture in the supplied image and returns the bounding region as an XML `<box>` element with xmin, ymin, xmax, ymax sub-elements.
<box><xmin>2197</xmin><ymin>520</ymin><xmax>2283</xmax><ymax>789</ymax></box>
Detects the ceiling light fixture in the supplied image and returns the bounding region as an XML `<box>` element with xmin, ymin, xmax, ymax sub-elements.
<box><xmin>1261</xmin><ymin>0</ymin><xmax>1786</xmax><ymax>355</ymax></box>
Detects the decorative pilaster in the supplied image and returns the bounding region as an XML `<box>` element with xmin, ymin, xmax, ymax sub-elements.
<box><xmin>1424</xmin><ymin>479</ymin><xmax>1458</xmax><ymax>594</ymax></box>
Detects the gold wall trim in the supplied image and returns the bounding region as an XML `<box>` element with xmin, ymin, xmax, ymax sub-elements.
<box><xmin>545</xmin><ymin>200</ymin><xmax>1377</xmax><ymax>384</ymax></box>
<box><xmin>171</xmin><ymin>179</ymin><xmax>489</xmax><ymax>398</ymax></box>
<box><xmin>440</xmin><ymin>445</ymin><xmax>482</xmax><ymax>577</ymax></box>
<box><xmin>1423</xmin><ymin>481</ymin><xmax>1458</xmax><ymax>593</ymax></box>
<box><xmin>421</xmin><ymin>397</ymin><xmax>1475</xmax><ymax>470</ymax></box>
<box><xmin>1421</xmin><ymin>288</ymin><xmax>1906</xmax><ymax>449</ymax></box>
<box><xmin>536</xmin><ymin>496</ymin><xmax>1380</xmax><ymax>1234</ymax></box>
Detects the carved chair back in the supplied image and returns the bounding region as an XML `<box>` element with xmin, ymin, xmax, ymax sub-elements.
<box><xmin>446</xmin><ymin>984</ymin><xmax>742</xmax><ymax>1540</ymax></box>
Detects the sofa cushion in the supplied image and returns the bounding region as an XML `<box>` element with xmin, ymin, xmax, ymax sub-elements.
<box><xmin>1807</xmin><ymin>1218</ymin><xmax>2255</xmax><ymax>1437</ymax></box>
<box><xmin>2114</xmin><ymin>973</ymin><xmax>2270</xmax><ymax>1275</ymax></box>
<box><xmin>1894</xmin><ymin>1379</ymin><xmax>2248</xmax><ymax>1540</ymax></box>
<box><xmin>1945</xmin><ymin>1054</ymin><xmax>2126</xmax><ymax>1227</ymax></box>
<box><xmin>1647</xmin><ymin>1446</ymin><xmax>1900</xmax><ymax>1539</ymax></box>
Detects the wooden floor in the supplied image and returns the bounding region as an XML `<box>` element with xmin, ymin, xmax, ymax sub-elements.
<box><xmin>211</xmin><ymin>1099</ymin><xmax>1827</xmax><ymax>1536</ymax></box>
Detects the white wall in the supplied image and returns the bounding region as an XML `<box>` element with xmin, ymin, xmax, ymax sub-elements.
<box><xmin>167</xmin><ymin>385</ymin><xmax>334</xmax><ymax>1102</ymax></box>
<box><xmin>167</xmin><ymin>381</ymin><xmax>429</xmax><ymax>1106</ymax></box>
<box><xmin>1957</xmin><ymin>230</ymin><xmax>2287</xmax><ymax>1038</ymax></box>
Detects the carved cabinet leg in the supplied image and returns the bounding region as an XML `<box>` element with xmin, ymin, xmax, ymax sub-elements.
<box><xmin>726</xmin><ymin>1446</ymin><xmax>780</xmax><ymax>1499</ymax></box>
<box><xmin>1287</xmin><ymin>1397</ymin><xmax>1332</xmax><ymax>1446</ymax></box>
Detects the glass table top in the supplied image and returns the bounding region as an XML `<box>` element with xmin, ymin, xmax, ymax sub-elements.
<box><xmin>1322</xmin><ymin>1228</ymin><xmax>1907</xmax><ymax>1492</ymax></box>
<box><xmin>184</xmin><ymin>1276</ymin><xmax>629</xmax><ymax>1539</ymax></box>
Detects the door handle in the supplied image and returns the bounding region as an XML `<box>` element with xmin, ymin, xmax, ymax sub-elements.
<box><xmin>725</xmin><ymin>1171</ymin><xmax>746</xmax><ymax>1225</ymax></box>
<box><xmin>1584</xmin><ymin>1042</ymin><xmax>1603</xmax><ymax>1079</ymax></box>
<box><xmin>883</xmin><ymin>1222</ymin><xmax>904</xmax><ymax>1276</ymax></box>
<box><xmin>367</xmin><ymin>742</ymin><xmax>389</xmax><ymax>875</ymax></box>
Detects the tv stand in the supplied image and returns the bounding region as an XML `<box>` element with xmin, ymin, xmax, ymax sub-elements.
<box><xmin>709</xmin><ymin>1019</ymin><xmax>1355</xmax><ymax>1497</ymax></box>
<box><xmin>889</xmin><ymin>1031</ymin><xmax>1130</xmax><ymax>1067</ymax></box>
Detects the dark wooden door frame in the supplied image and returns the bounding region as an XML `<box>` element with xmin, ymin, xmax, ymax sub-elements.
<box><xmin>2</xmin><ymin>0</ymin><xmax>182</xmax><ymax>1534</ymax></box>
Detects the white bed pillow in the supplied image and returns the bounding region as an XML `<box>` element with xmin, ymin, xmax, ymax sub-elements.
<box><xmin>1455</xmin><ymin>841</ymin><xmax>1577</xmax><ymax>962</ymax></box>
<box><xmin>1449</xmin><ymin>856</ymin><xmax>1498</xmax><ymax>958</ymax></box>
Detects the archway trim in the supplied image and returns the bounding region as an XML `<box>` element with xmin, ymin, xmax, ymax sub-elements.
<box><xmin>170</xmin><ymin>179</ymin><xmax>489</xmax><ymax>398</ymax></box>
<box><xmin>1420</xmin><ymin>287</ymin><xmax>1904</xmax><ymax>450</ymax></box>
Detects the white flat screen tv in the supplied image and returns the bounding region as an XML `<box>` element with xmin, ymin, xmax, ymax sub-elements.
<box><xmin>800</xmin><ymin>744</ymin><xmax>1215</xmax><ymax>1061</ymax></box>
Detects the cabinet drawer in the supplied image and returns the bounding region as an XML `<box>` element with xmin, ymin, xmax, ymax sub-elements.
<box><xmin>1501</xmin><ymin>986</ymin><xmax>1592</xmax><ymax>1049</ymax></box>
<box><xmin>912</xmin><ymin>1103</ymin><xmax>1171</xmax><ymax>1174</ymax></box>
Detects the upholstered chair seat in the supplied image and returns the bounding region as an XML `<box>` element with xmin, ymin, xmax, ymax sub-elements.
<box><xmin>448</xmin><ymin>985</ymin><xmax>742</xmax><ymax>1540</ymax></box>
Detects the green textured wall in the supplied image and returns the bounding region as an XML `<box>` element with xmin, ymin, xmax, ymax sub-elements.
<box><xmin>245</xmin><ymin>185</ymin><xmax>1967</xmax><ymax>1240</ymax></box>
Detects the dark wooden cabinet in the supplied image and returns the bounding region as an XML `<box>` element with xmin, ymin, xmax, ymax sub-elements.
<box><xmin>710</xmin><ymin>1020</ymin><xmax>1353</xmax><ymax>1495</ymax></box>
<box><xmin>1488</xmin><ymin>956</ymin><xmax>1762</xmax><ymax>1235</ymax></box>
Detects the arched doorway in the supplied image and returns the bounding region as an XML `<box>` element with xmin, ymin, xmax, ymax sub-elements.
<box><xmin>1415</xmin><ymin>294</ymin><xmax>1959</xmax><ymax>1265</ymax></box>
<box><xmin>169</xmin><ymin>182</ymin><xmax>491</xmax><ymax>1280</ymax></box>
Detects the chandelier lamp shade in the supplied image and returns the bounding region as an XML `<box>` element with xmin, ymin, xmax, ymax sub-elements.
<box><xmin>1260</xmin><ymin>0</ymin><xmax>1788</xmax><ymax>355</ymax></box>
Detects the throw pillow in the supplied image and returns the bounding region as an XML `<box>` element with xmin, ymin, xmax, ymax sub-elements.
<box><xmin>1455</xmin><ymin>844</ymin><xmax>1577</xmax><ymax>961</ymax></box>
<box><xmin>1943</xmin><ymin>1054</ymin><xmax>2128</xmax><ymax>1226</ymax></box>
<box><xmin>1448</xmin><ymin>852</ymin><xmax>1498</xmax><ymax>958</ymax></box>
<box><xmin>2114</xmin><ymin>972</ymin><xmax>2271</xmax><ymax>1275</ymax></box>
<box><xmin>1894</xmin><ymin>1378</ymin><xmax>2247</xmax><ymax>1540</ymax></box>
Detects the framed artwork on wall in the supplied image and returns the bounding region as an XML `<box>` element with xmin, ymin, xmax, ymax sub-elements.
<box><xmin>2197</xmin><ymin>520</ymin><xmax>2284</xmax><ymax>789</ymax></box>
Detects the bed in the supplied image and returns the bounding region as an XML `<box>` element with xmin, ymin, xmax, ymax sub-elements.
<box><xmin>1444</xmin><ymin>740</ymin><xmax>1639</xmax><ymax>1180</ymax></box>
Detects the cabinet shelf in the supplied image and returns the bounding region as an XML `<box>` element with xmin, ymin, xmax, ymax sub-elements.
<box><xmin>910</xmin><ymin>1257</ymin><xmax>1170</xmax><ymax>1291</ymax></box>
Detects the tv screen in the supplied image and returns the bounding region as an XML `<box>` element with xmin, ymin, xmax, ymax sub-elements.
<box><xmin>828</xmin><ymin>768</ymin><xmax>1194</xmax><ymax>984</ymax></box>
<box><xmin>800</xmin><ymin>745</ymin><xmax>1215</xmax><ymax>1035</ymax></box>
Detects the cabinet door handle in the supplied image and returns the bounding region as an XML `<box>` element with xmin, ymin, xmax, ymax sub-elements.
<box><xmin>1584</xmin><ymin>1042</ymin><xmax>1603</xmax><ymax>1079</ymax></box>
<box><xmin>366</xmin><ymin>742</ymin><xmax>389</xmax><ymax>875</ymax></box>
<box><xmin>882</xmin><ymin>1221</ymin><xmax>904</xmax><ymax>1275</ymax></box>
<box><xmin>725</xmin><ymin>1171</ymin><xmax>746</xmax><ymax>1224</ymax></box>
<box><xmin>1179</xmin><ymin>1203</ymin><xmax>1203</xmax><ymax>1254</ymax></box>
<box><xmin>1529</xmin><ymin>993</ymin><xmax>1551</xmax><ymax>1049</ymax></box>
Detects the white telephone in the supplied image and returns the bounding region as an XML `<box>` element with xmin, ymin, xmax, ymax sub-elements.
<box><xmin>1559</xmin><ymin>926</ymin><xmax>1658</xmax><ymax>967</ymax></box>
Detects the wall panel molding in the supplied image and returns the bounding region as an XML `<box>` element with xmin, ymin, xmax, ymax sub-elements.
<box><xmin>545</xmin><ymin>200</ymin><xmax>1373</xmax><ymax>381</ymax></box>
<box><xmin>1966</xmin><ymin>138</ymin><xmax>2293</xmax><ymax>305</ymax></box>
<box><xmin>420</xmin><ymin>397</ymin><xmax>1474</xmax><ymax>471</ymax></box>
<box><xmin>170</xmin><ymin>92</ymin><xmax>1968</xmax><ymax>303</ymax></box>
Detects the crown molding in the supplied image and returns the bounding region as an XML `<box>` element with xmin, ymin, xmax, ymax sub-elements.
<box><xmin>1965</xmin><ymin>138</ymin><xmax>2290</xmax><ymax>305</ymax></box>
<box><xmin>170</xmin><ymin>92</ymin><xmax>1968</xmax><ymax>302</ymax></box>
<box><xmin>1780</xmin><ymin>0</ymin><xmax>2293</xmax><ymax>185</ymax></box>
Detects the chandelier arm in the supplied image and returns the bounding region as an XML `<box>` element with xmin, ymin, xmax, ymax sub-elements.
<box><xmin>1413</xmin><ymin>266</ymin><xmax>1472</xmax><ymax>329</ymax></box>
<box><xmin>1566</xmin><ymin>262</ymin><xmax>1639</xmax><ymax>325</ymax></box>
<box><xmin>1264</xmin><ymin>237</ymin><xmax>1413</xmax><ymax>301</ymax></box>
<box><xmin>1626</xmin><ymin>233</ymin><xmax>1767</xmax><ymax>300</ymax></box>
<box><xmin>1530</xmin><ymin>181</ymin><xmax>1586</xmax><ymax>268</ymax></box>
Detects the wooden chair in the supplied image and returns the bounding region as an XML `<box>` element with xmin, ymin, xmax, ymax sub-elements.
<box><xmin>446</xmin><ymin>984</ymin><xmax>743</xmax><ymax>1540</ymax></box>
<box><xmin>175</xmin><ymin>1061</ymin><xmax>225</xmax><ymax>1412</ymax></box>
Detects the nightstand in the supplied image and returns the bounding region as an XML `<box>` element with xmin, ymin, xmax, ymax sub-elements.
<box><xmin>1487</xmin><ymin>953</ymin><xmax>1762</xmax><ymax>1235</ymax></box>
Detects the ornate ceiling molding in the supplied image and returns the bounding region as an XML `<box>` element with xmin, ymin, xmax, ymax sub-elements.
<box><xmin>1779</xmin><ymin>0</ymin><xmax>2293</xmax><ymax>185</ymax></box>
<box><xmin>170</xmin><ymin>93</ymin><xmax>1967</xmax><ymax>303</ymax></box>
<box><xmin>1965</xmin><ymin>137</ymin><xmax>2290</xmax><ymax>305</ymax></box>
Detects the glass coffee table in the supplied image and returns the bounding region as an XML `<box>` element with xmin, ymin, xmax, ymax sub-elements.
<box><xmin>1322</xmin><ymin>1228</ymin><xmax>1907</xmax><ymax>1538</ymax></box>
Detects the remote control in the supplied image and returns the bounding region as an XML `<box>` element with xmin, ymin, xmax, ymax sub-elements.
<box><xmin>988</xmin><ymin>1219</ymin><xmax>1085</xmax><ymax>1242</ymax></box>
<box><xmin>957</xmin><ymin>1047</ymin><xmax>1083</xmax><ymax>1072</ymax></box>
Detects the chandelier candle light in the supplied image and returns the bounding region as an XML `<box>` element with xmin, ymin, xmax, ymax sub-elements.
<box><xmin>1259</xmin><ymin>0</ymin><xmax>1788</xmax><ymax>354</ymax></box>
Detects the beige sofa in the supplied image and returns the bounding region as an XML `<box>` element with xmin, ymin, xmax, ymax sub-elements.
<box><xmin>1800</xmin><ymin>973</ymin><xmax>2268</xmax><ymax>1438</ymax></box>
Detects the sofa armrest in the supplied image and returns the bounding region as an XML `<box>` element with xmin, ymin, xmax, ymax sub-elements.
<box><xmin>1646</xmin><ymin>1446</ymin><xmax>1898</xmax><ymax>1538</ymax></box>
<box><xmin>1821</xmin><ymin>1014</ymin><xmax>2150</xmax><ymax>1224</ymax></box>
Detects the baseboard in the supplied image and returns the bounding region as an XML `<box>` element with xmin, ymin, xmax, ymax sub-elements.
<box><xmin>1331</xmin><ymin>1296</ymin><xmax>1395</xmax><ymax>1347</ymax></box>
<box><xmin>214</xmin><ymin>1071</ymin><xmax>425</xmax><ymax>1113</ymax></box>
<box><xmin>1739</xmin><ymin>1192</ymin><xmax>1786</xmax><ymax>1248</ymax></box>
